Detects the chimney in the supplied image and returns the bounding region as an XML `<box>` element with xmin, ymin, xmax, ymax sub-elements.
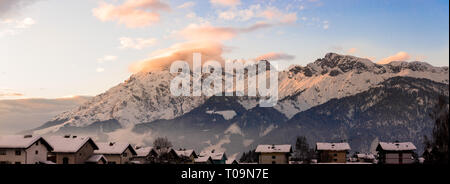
<box><xmin>24</xmin><ymin>135</ymin><xmax>32</xmax><ymax>138</ymax></box>
<box><xmin>72</xmin><ymin>135</ymin><xmax>77</xmax><ymax>139</ymax></box>
<box><xmin>109</xmin><ymin>142</ymin><xmax>115</xmax><ymax>146</ymax></box>
<box><xmin>64</xmin><ymin>135</ymin><xmax>71</xmax><ymax>138</ymax></box>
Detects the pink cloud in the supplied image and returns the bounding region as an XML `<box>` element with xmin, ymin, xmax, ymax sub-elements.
<box><xmin>178</xmin><ymin>22</ymin><xmax>272</xmax><ymax>42</ymax></box>
<box><xmin>210</xmin><ymin>0</ymin><xmax>241</xmax><ymax>7</ymax></box>
<box><xmin>377</xmin><ymin>51</ymin><xmax>411</xmax><ymax>64</ymax></box>
<box><xmin>92</xmin><ymin>0</ymin><xmax>170</xmax><ymax>28</ymax></box>
<box><xmin>129</xmin><ymin>41</ymin><xmax>227</xmax><ymax>73</ymax></box>
<box><xmin>255</xmin><ymin>52</ymin><xmax>295</xmax><ymax>61</ymax></box>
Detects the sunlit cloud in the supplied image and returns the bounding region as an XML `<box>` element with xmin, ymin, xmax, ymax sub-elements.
<box><xmin>377</xmin><ymin>52</ymin><xmax>411</xmax><ymax>64</ymax></box>
<box><xmin>96</xmin><ymin>67</ymin><xmax>105</xmax><ymax>73</ymax></box>
<box><xmin>347</xmin><ymin>48</ymin><xmax>357</xmax><ymax>54</ymax></box>
<box><xmin>255</xmin><ymin>52</ymin><xmax>295</xmax><ymax>61</ymax></box>
<box><xmin>177</xmin><ymin>1</ymin><xmax>195</xmax><ymax>9</ymax></box>
<box><xmin>210</xmin><ymin>0</ymin><xmax>241</xmax><ymax>7</ymax></box>
<box><xmin>177</xmin><ymin>22</ymin><xmax>272</xmax><ymax>42</ymax></box>
<box><xmin>119</xmin><ymin>37</ymin><xmax>157</xmax><ymax>50</ymax></box>
<box><xmin>218</xmin><ymin>5</ymin><xmax>297</xmax><ymax>24</ymax></box>
<box><xmin>92</xmin><ymin>0</ymin><xmax>171</xmax><ymax>28</ymax></box>
<box><xmin>0</xmin><ymin>17</ymin><xmax>35</xmax><ymax>38</ymax></box>
<box><xmin>129</xmin><ymin>41</ymin><xmax>227</xmax><ymax>73</ymax></box>
<box><xmin>97</xmin><ymin>55</ymin><xmax>117</xmax><ymax>63</ymax></box>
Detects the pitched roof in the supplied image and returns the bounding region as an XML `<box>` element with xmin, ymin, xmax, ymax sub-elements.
<box><xmin>86</xmin><ymin>154</ymin><xmax>108</xmax><ymax>163</ymax></box>
<box><xmin>255</xmin><ymin>145</ymin><xmax>292</xmax><ymax>153</ymax></box>
<box><xmin>45</xmin><ymin>135</ymin><xmax>98</xmax><ymax>153</ymax></box>
<box><xmin>316</xmin><ymin>142</ymin><xmax>351</xmax><ymax>151</ymax></box>
<box><xmin>175</xmin><ymin>149</ymin><xmax>197</xmax><ymax>158</ymax></box>
<box><xmin>200</xmin><ymin>150</ymin><xmax>227</xmax><ymax>161</ymax></box>
<box><xmin>0</xmin><ymin>135</ymin><xmax>53</xmax><ymax>150</ymax></box>
<box><xmin>377</xmin><ymin>142</ymin><xmax>416</xmax><ymax>151</ymax></box>
<box><xmin>94</xmin><ymin>142</ymin><xmax>137</xmax><ymax>155</ymax></box>
<box><xmin>195</xmin><ymin>156</ymin><xmax>212</xmax><ymax>163</ymax></box>
<box><xmin>134</xmin><ymin>147</ymin><xmax>156</xmax><ymax>157</ymax></box>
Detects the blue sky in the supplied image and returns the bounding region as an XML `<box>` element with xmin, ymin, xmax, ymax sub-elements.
<box><xmin>0</xmin><ymin>0</ymin><xmax>448</xmax><ymax>99</ymax></box>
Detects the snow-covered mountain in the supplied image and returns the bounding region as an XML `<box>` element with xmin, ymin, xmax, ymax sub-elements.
<box><xmin>31</xmin><ymin>53</ymin><xmax>449</xmax><ymax>155</ymax></box>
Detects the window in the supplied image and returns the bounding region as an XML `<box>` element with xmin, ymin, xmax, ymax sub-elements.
<box><xmin>35</xmin><ymin>141</ymin><xmax>39</xmax><ymax>146</ymax></box>
<box><xmin>0</xmin><ymin>150</ymin><xmax>6</xmax><ymax>155</ymax></box>
<box><xmin>272</xmin><ymin>156</ymin><xmax>276</xmax><ymax>159</ymax></box>
<box><xmin>333</xmin><ymin>153</ymin><xmax>338</xmax><ymax>157</ymax></box>
<box><xmin>35</xmin><ymin>150</ymin><xmax>39</xmax><ymax>155</ymax></box>
<box><xmin>122</xmin><ymin>153</ymin><xmax>128</xmax><ymax>157</ymax></box>
<box><xmin>15</xmin><ymin>150</ymin><xmax>21</xmax><ymax>156</ymax></box>
<box><xmin>272</xmin><ymin>161</ymin><xmax>276</xmax><ymax>164</ymax></box>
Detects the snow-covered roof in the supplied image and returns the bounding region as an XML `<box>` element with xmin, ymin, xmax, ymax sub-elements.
<box><xmin>94</xmin><ymin>142</ymin><xmax>136</xmax><ymax>155</ymax></box>
<box><xmin>0</xmin><ymin>135</ymin><xmax>52</xmax><ymax>150</ymax></box>
<box><xmin>175</xmin><ymin>149</ymin><xmax>196</xmax><ymax>158</ymax></box>
<box><xmin>135</xmin><ymin>147</ymin><xmax>155</xmax><ymax>157</ymax></box>
<box><xmin>195</xmin><ymin>156</ymin><xmax>212</xmax><ymax>163</ymax></box>
<box><xmin>378</xmin><ymin>142</ymin><xmax>416</xmax><ymax>151</ymax></box>
<box><xmin>255</xmin><ymin>145</ymin><xmax>292</xmax><ymax>153</ymax></box>
<box><xmin>356</xmin><ymin>153</ymin><xmax>375</xmax><ymax>159</ymax></box>
<box><xmin>200</xmin><ymin>150</ymin><xmax>227</xmax><ymax>161</ymax></box>
<box><xmin>86</xmin><ymin>155</ymin><xmax>107</xmax><ymax>163</ymax></box>
<box><xmin>45</xmin><ymin>135</ymin><xmax>98</xmax><ymax>153</ymax></box>
<box><xmin>316</xmin><ymin>142</ymin><xmax>351</xmax><ymax>151</ymax></box>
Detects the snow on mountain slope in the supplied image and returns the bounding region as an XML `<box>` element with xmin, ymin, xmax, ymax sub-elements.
<box><xmin>35</xmin><ymin>71</ymin><xmax>207</xmax><ymax>134</ymax></box>
<box><xmin>34</xmin><ymin>53</ymin><xmax>448</xmax><ymax>134</ymax></box>
<box><xmin>271</xmin><ymin>53</ymin><xmax>449</xmax><ymax>118</ymax></box>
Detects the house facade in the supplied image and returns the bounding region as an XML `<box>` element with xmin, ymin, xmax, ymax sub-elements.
<box><xmin>175</xmin><ymin>149</ymin><xmax>197</xmax><ymax>164</ymax></box>
<box><xmin>200</xmin><ymin>150</ymin><xmax>227</xmax><ymax>164</ymax></box>
<box><xmin>94</xmin><ymin>142</ymin><xmax>137</xmax><ymax>164</ymax></box>
<box><xmin>0</xmin><ymin>135</ymin><xmax>53</xmax><ymax>164</ymax></box>
<box><xmin>133</xmin><ymin>147</ymin><xmax>158</xmax><ymax>164</ymax></box>
<box><xmin>46</xmin><ymin>135</ymin><xmax>99</xmax><ymax>164</ymax></box>
<box><xmin>316</xmin><ymin>142</ymin><xmax>351</xmax><ymax>163</ymax></box>
<box><xmin>376</xmin><ymin>142</ymin><xmax>416</xmax><ymax>164</ymax></box>
<box><xmin>255</xmin><ymin>145</ymin><xmax>292</xmax><ymax>164</ymax></box>
<box><xmin>85</xmin><ymin>155</ymin><xmax>108</xmax><ymax>164</ymax></box>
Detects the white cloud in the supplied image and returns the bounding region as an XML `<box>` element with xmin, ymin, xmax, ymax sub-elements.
<box><xmin>177</xmin><ymin>1</ymin><xmax>195</xmax><ymax>9</ymax></box>
<box><xmin>96</xmin><ymin>67</ymin><xmax>105</xmax><ymax>73</ymax></box>
<box><xmin>0</xmin><ymin>17</ymin><xmax>35</xmax><ymax>38</ymax></box>
<box><xmin>97</xmin><ymin>55</ymin><xmax>117</xmax><ymax>63</ymax></box>
<box><xmin>119</xmin><ymin>37</ymin><xmax>157</xmax><ymax>50</ymax></box>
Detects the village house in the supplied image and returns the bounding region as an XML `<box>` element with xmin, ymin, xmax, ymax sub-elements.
<box><xmin>316</xmin><ymin>142</ymin><xmax>351</xmax><ymax>163</ymax></box>
<box><xmin>200</xmin><ymin>150</ymin><xmax>227</xmax><ymax>164</ymax></box>
<box><xmin>376</xmin><ymin>142</ymin><xmax>416</xmax><ymax>164</ymax></box>
<box><xmin>0</xmin><ymin>135</ymin><xmax>53</xmax><ymax>164</ymax></box>
<box><xmin>194</xmin><ymin>155</ymin><xmax>214</xmax><ymax>164</ymax></box>
<box><xmin>85</xmin><ymin>154</ymin><xmax>108</xmax><ymax>164</ymax></box>
<box><xmin>45</xmin><ymin>135</ymin><xmax>99</xmax><ymax>164</ymax></box>
<box><xmin>154</xmin><ymin>148</ymin><xmax>181</xmax><ymax>164</ymax></box>
<box><xmin>94</xmin><ymin>142</ymin><xmax>137</xmax><ymax>164</ymax></box>
<box><xmin>133</xmin><ymin>146</ymin><xmax>158</xmax><ymax>164</ymax></box>
<box><xmin>255</xmin><ymin>144</ymin><xmax>292</xmax><ymax>164</ymax></box>
<box><xmin>175</xmin><ymin>149</ymin><xmax>198</xmax><ymax>164</ymax></box>
<box><xmin>354</xmin><ymin>153</ymin><xmax>376</xmax><ymax>163</ymax></box>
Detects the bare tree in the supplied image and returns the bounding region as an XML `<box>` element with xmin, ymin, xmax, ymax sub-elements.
<box><xmin>153</xmin><ymin>137</ymin><xmax>173</xmax><ymax>150</ymax></box>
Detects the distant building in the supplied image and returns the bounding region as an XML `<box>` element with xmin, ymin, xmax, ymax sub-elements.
<box><xmin>175</xmin><ymin>149</ymin><xmax>198</xmax><ymax>164</ymax></box>
<box><xmin>376</xmin><ymin>142</ymin><xmax>416</xmax><ymax>164</ymax></box>
<box><xmin>45</xmin><ymin>135</ymin><xmax>99</xmax><ymax>164</ymax></box>
<box><xmin>194</xmin><ymin>156</ymin><xmax>213</xmax><ymax>164</ymax></box>
<box><xmin>315</xmin><ymin>142</ymin><xmax>351</xmax><ymax>163</ymax></box>
<box><xmin>255</xmin><ymin>144</ymin><xmax>292</xmax><ymax>164</ymax></box>
<box><xmin>94</xmin><ymin>142</ymin><xmax>137</xmax><ymax>164</ymax></box>
<box><xmin>154</xmin><ymin>148</ymin><xmax>180</xmax><ymax>164</ymax></box>
<box><xmin>355</xmin><ymin>153</ymin><xmax>376</xmax><ymax>163</ymax></box>
<box><xmin>0</xmin><ymin>135</ymin><xmax>53</xmax><ymax>164</ymax></box>
<box><xmin>200</xmin><ymin>150</ymin><xmax>227</xmax><ymax>164</ymax></box>
<box><xmin>133</xmin><ymin>146</ymin><xmax>158</xmax><ymax>164</ymax></box>
<box><xmin>85</xmin><ymin>155</ymin><xmax>108</xmax><ymax>164</ymax></box>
